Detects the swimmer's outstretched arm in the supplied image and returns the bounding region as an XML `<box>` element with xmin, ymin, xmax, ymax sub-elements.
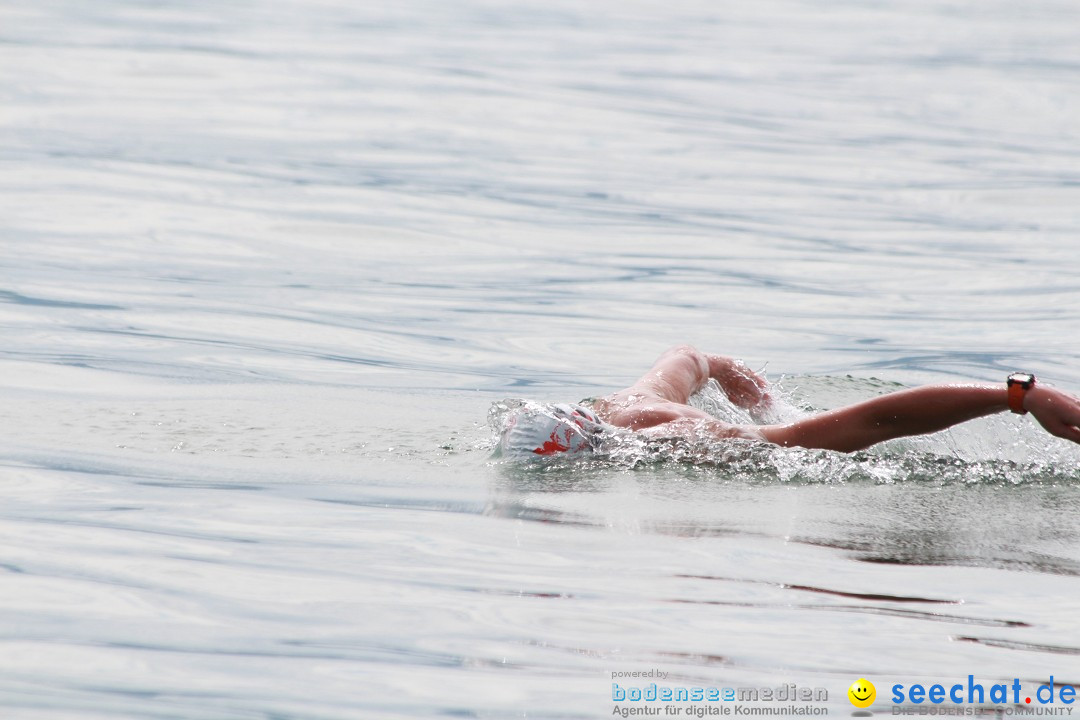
<box><xmin>758</xmin><ymin>383</ymin><xmax>1080</xmax><ymax>453</ymax></box>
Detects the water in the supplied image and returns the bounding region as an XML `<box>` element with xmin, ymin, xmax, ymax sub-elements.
<box><xmin>2</xmin><ymin>0</ymin><xmax>1080</xmax><ymax>717</ymax></box>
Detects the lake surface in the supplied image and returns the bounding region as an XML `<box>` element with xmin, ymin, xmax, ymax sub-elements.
<box><xmin>2</xmin><ymin>0</ymin><xmax>1079</xmax><ymax>717</ymax></box>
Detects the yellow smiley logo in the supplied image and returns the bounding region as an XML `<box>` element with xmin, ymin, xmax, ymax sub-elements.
<box><xmin>848</xmin><ymin>678</ymin><xmax>876</xmax><ymax>708</ymax></box>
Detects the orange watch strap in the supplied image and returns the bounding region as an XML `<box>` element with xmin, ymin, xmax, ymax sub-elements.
<box><xmin>1007</xmin><ymin>382</ymin><xmax>1028</xmax><ymax>414</ymax></box>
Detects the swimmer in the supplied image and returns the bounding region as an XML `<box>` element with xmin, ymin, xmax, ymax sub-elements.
<box><xmin>500</xmin><ymin>345</ymin><xmax>1080</xmax><ymax>456</ymax></box>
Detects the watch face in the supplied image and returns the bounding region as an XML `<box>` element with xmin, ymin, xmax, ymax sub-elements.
<box><xmin>1008</xmin><ymin>373</ymin><xmax>1035</xmax><ymax>388</ymax></box>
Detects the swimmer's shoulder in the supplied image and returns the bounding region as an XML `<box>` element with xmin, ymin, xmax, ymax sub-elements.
<box><xmin>580</xmin><ymin>395</ymin><xmax>619</xmax><ymax>424</ymax></box>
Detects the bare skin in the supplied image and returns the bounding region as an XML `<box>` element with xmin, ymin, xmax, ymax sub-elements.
<box><xmin>590</xmin><ymin>345</ymin><xmax>1080</xmax><ymax>453</ymax></box>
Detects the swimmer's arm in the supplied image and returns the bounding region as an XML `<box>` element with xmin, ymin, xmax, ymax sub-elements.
<box><xmin>758</xmin><ymin>383</ymin><xmax>1080</xmax><ymax>452</ymax></box>
<box><xmin>628</xmin><ymin>346</ymin><xmax>771</xmax><ymax>410</ymax></box>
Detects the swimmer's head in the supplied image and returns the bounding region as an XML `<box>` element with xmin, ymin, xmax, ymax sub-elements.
<box><xmin>498</xmin><ymin>403</ymin><xmax>605</xmax><ymax>457</ymax></box>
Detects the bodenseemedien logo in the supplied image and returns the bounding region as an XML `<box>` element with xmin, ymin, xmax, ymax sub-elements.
<box><xmin>608</xmin><ymin>672</ymin><xmax>829</xmax><ymax>717</ymax></box>
<box><xmin>847</xmin><ymin>678</ymin><xmax>875</xmax><ymax>709</ymax></box>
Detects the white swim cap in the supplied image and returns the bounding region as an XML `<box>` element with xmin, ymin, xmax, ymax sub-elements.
<box><xmin>499</xmin><ymin>403</ymin><xmax>605</xmax><ymax>457</ymax></box>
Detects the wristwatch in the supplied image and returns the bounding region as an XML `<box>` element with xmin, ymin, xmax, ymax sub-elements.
<box><xmin>1006</xmin><ymin>372</ymin><xmax>1036</xmax><ymax>415</ymax></box>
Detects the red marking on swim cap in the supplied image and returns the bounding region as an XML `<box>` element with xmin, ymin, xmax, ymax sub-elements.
<box><xmin>534</xmin><ymin>428</ymin><xmax>571</xmax><ymax>455</ymax></box>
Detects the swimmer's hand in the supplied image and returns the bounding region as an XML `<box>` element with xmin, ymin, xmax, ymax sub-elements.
<box><xmin>1026</xmin><ymin>386</ymin><xmax>1080</xmax><ymax>444</ymax></box>
<box><xmin>706</xmin><ymin>355</ymin><xmax>773</xmax><ymax>413</ymax></box>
